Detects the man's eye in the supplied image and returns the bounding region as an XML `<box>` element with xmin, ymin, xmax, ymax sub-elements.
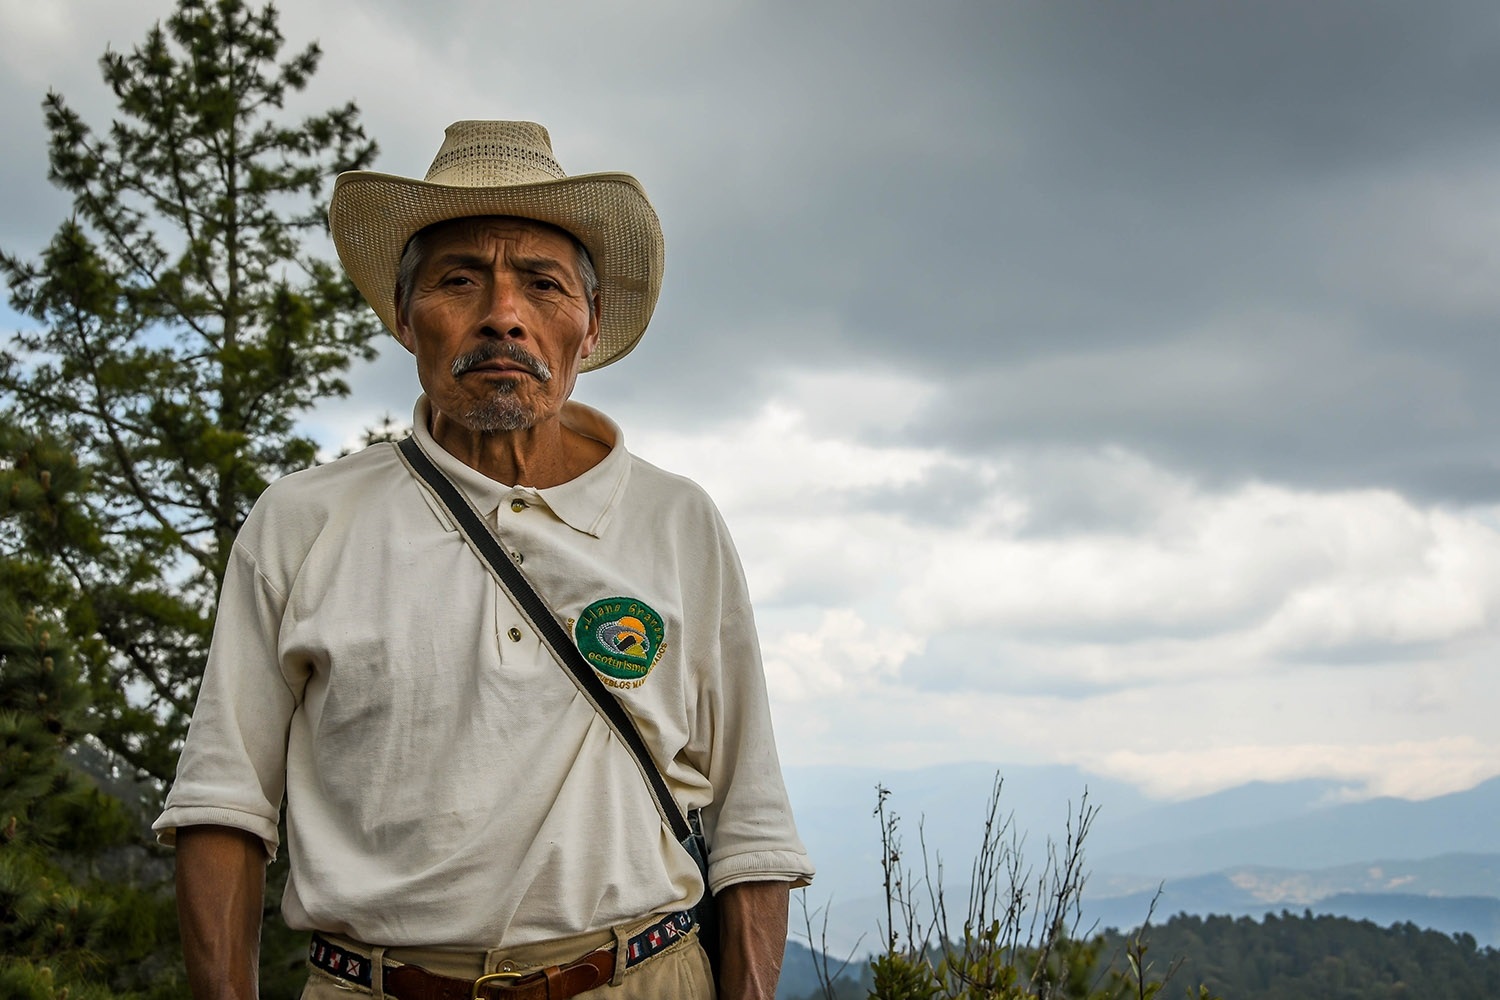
<box><xmin>443</xmin><ymin>275</ymin><xmax>474</xmax><ymax>286</ymax></box>
<box><xmin>532</xmin><ymin>278</ymin><xmax>559</xmax><ymax>291</ymax></box>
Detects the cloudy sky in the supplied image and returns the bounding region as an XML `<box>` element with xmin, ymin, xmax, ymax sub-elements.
<box><xmin>4</xmin><ymin>0</ymin><xmax>1500</xmax><ymax>804</ymax></box>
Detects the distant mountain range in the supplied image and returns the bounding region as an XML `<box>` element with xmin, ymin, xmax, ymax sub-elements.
<box><xmin>1091</xmin><ymin>777</ymin><xmax>1500</xmax><ymax>875</ymax></box>
<box><xmin>781</xmin><ymin>763</ymin><xmax>1500</xmax><ymax>955</ymax></box>
<box><xmin>1086</xmin><ymin>857</ymin><xmax>1500</xmax><ymax>946</ymax></box>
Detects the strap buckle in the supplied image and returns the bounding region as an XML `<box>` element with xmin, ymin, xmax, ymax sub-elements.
<box><xmin>472</xmin><ymin>970</ymin><xmax>528</xmax><ymax>998</ymax></box>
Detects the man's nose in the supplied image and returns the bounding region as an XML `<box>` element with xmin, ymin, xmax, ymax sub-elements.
<box><xmin>476</xmin><ymin>278</ymin><xmax>525</xmax><ymax>339</ymax></box>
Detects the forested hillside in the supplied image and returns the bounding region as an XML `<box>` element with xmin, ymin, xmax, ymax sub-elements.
<box><xmin>783</xmin><ymin>911</ymin><xmax>1500</xmax><ymax>1000</ymax></box>
<box><xmin>1094</xmin><ymin>912</ymin><xmax>1500</xmax><ymax>1000</ymax></box>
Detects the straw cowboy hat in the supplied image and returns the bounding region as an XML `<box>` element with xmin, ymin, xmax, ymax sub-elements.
<box><xmin>328</xmin><ymin>120</ymin><xmax>665</xmax><ymax>371</ymax></box>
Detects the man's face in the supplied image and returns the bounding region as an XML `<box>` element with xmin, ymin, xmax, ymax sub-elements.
<box><xmin>394</xmin><ymin>216</ymin><xmax>600</xmax><ymax>434</ymax></box>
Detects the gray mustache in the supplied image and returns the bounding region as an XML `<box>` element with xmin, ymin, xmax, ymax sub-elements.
<box><xmin>451</xmin><ymin>342</ymin><xmax>553</xmax><ymax>382</ymax></box>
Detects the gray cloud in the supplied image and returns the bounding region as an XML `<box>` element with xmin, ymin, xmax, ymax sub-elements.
<box><xmin>900</xmin><ymin>630</ymin><xmax>1133</xmax><ymax>700</ymax></box>
<box><xmin>626</xmin><ymin>0</ymin><xmax>1500</xmax><ymax>502</ymax></box>
<box><xmin>12</xmin><ymin>0</ymin><xmax>1500</xmax><ymax>500</ymax></box>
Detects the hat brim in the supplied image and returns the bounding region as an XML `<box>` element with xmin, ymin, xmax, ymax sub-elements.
<box><xmin>328</xmin><ymin>170</ymin><xmax>664</xmax><ymax>372</ymax></box>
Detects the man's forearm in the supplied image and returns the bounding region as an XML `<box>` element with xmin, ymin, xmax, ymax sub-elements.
<box><xmin>716</xmin><ymin>879</ymin><xmax>791</xmax><ymax>1000</ymax></box>
<box><xmin>175</xmin><ymin>824</ymin><xmax>267</xmax><ymax>1000</ymax></box>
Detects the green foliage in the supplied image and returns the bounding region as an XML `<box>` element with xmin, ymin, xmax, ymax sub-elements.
<box><xmin>0</xmin><ymin>586</ymin><xmax>182</xmax><ymax>998</ymax></box>
<box><xmin>865</xmin><ymin>779</ymin><xmax>1108</xmax><ymax>999</ymax></box>
<box><xmin>871</xmin><ymin>950</ymin><xmax>943</xmax><ymax>1000</ymax></box>
<box><xmin>797</xmin><ymin>780</ymin><xmax>1221</xmax><ymax>1000</ymax></box>
<box><xmin>1</xmin><ymin>0</ymin><xmax>379</xmax><ymax>994</ymax></box>
<box><xmin>0</xmin><ymin>0</ymin><xmax>379</xmax><ymax>791</ymax></box>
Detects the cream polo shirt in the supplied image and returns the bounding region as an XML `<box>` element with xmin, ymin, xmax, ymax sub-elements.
<box><xmin>153</xmin><ymin>397</ymin><xmax>813</xmax><ymax>949</ymax></box>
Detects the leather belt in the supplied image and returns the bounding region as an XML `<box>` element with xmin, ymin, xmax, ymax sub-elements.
<box><xmin>309</xmin><ymin>911</ymin><xmax>696</xmax><ymax>1000</ymax></box>
<box><xmin>385</xmin><ymin>951</ymin><xmax>612</xmax><ymax>1000</ymax></box>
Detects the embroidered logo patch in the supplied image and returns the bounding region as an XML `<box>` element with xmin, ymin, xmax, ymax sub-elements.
<box><xmin>575</xmin><ymin>597</ymin><xmax>667</xmax><ymax>688</ymax></box>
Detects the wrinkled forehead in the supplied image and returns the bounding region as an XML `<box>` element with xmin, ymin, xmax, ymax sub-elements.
<box><xmin>410</xmin><ymin>215</ymin><xmax>582</xmax><ymax>262</ymax></box>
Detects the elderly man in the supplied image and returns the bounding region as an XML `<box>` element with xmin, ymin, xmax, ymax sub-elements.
<box><xmin>154</xmin><ymin>121</ymin><xmax>813</xmax><ymax>1000</ymax></box>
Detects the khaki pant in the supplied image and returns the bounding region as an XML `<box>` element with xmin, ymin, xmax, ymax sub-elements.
<box><xmin>300</xmin><ymin>915</ymin><xmax>714</xmax><ymax>1000</ymax></box>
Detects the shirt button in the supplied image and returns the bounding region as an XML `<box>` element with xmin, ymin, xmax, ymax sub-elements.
<box><xmin>507</xmin><ymin>627</ymin><xmax>522</xmax><ymax>642</ymax></box>
<box><xmin>510</xmin><ymin>499</ymin><xmax>528</xmax><ymax>513</ymax></box>
<box><xmin>512</xmin><ymin>551</ymin><xmax>524</xmax><ymax>565</ymax></box>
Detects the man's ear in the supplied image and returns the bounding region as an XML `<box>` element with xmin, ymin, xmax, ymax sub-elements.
<box><xmin>392</xmin><ymin>293</ymin><xmax>417</xmax><ymax>355</ymax></box>
<box><xmin>579</xmin><ymin>293</ymin><xmax>603</xmax><ymax>359</ymax></box>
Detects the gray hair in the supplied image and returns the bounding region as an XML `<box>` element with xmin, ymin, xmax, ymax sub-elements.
<box><xmin>394</xmin><ymin>218</ymin><xmax>599</xmax><ymax>322</ymax></box>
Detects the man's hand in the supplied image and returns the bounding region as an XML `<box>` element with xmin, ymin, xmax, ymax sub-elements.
<box><xmin>175</xmin><ymin>824</ymin><xmax>267</xmax><ymax>1000</ymax></box>
<box><xmin>715</xmin><ymin>880</ymin><xmax>791</xmax><ymax>1000</ymax></box>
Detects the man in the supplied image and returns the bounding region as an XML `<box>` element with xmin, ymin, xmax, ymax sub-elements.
<box><xmin>154</xmin><ymin>120</ymin><xmax>814</xmax><ymax>1000</ymax></box>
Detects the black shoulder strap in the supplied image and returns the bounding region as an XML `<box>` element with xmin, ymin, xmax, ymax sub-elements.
<box><xmin>395</xmin><ymin>435</ymin><xmax>692</xmax><ymax>842</ymax></box>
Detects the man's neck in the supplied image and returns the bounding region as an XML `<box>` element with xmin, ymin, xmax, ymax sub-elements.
<box><xmin>427</xmin><ymin>409</ymin><xmax>609</xmax><ymax>488</ymax></box>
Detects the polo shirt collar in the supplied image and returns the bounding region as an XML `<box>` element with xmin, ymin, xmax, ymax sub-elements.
<box><xmin>409</xmin><ymin>395</ymin><xmax>629</xmax><ymax>538</ymax></box>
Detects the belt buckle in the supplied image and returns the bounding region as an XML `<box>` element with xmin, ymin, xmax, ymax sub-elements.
<box><xmin>472</xmin><ymin>970</ymin><xmax>528</xmax><ymax>998</ymax></box>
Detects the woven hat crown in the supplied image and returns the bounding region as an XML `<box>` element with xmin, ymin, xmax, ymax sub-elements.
<box><xmin>424</xmin><ymin>121</ymin><xmax>567</xmax><ymax>187</ymax></box>
<box><xmin>328</xmin><ymin>120</ymin><xmax>665</xmax><ymax>372</ymax></box>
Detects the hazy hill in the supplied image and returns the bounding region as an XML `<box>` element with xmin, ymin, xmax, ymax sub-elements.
<box><xmin>1086</xmin><ymin>859</ymin><xmax>1500</xmax><ymax>948</ymax></box>
<box><xmin>1096</xmin><ymin>778</ymin><xmax>1348</xmax><ymax>850</ymax></box>
<box><xmin>1092</xmin><ymin>776</ymin><xmax>1500</xmax><ymax>875</ymax></box>
<box><xmin>1091</xmin><ymin>852</ymin><xmax>1500</xmax><ymax>903</ymax></box>
<box><xmin>1316</xmin><ymin>893</ymin><xmax>1500</xmax><ymax>945</ymax></box>
<box><xmin>785</xmin><ymin>765</ymin><xmax>1500</xmax><ymax>885</ymax></box>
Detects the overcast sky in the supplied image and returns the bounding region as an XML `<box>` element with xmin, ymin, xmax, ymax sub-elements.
<box><xmin>4</xmin><ymin>0</ymin><xmax>1500</xmax><ymax>803</ymax></box>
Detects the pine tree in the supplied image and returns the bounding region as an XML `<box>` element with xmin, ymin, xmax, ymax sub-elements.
<box><xmin>1</xmin><ymin>1</ymin><xmax>380</xmax><ymax>994</ymax></box>
<box><xmin>0</xmin><ymin>0</ymin><xmax>379</xmax><ymax>791</ymax></box>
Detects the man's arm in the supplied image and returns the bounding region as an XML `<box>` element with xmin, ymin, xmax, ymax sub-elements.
<box><xmin>716</xmin><ymin>880</ymin><xmax>791</xmax><ymax>1000</ymax></box>
<box><xmin>175</xmin><ymin>824</ymin><xmax>267</xmax><ymax>1000</ymax></box>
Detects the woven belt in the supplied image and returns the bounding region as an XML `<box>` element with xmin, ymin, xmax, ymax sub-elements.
<box><xmin>309</xmin><ymin>911</ymin><xmax>696</xmax><ymax>1000</ymax></box>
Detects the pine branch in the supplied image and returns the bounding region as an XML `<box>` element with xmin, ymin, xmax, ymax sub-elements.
<box><xmin>59</xmin><ymin>306</ymin><xmax>214</xmax><ymax>578</ymax></box>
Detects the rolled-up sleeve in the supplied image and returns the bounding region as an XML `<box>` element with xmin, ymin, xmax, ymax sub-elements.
<box><xmin>152</xmin><ymin>538</ymin><xmax>299</xmax><ymax>859</ymax></box>
<box><xmin>696</xmin><ymin>553</ymin><xmax>815</xmax><ymax>893</ymax></box>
